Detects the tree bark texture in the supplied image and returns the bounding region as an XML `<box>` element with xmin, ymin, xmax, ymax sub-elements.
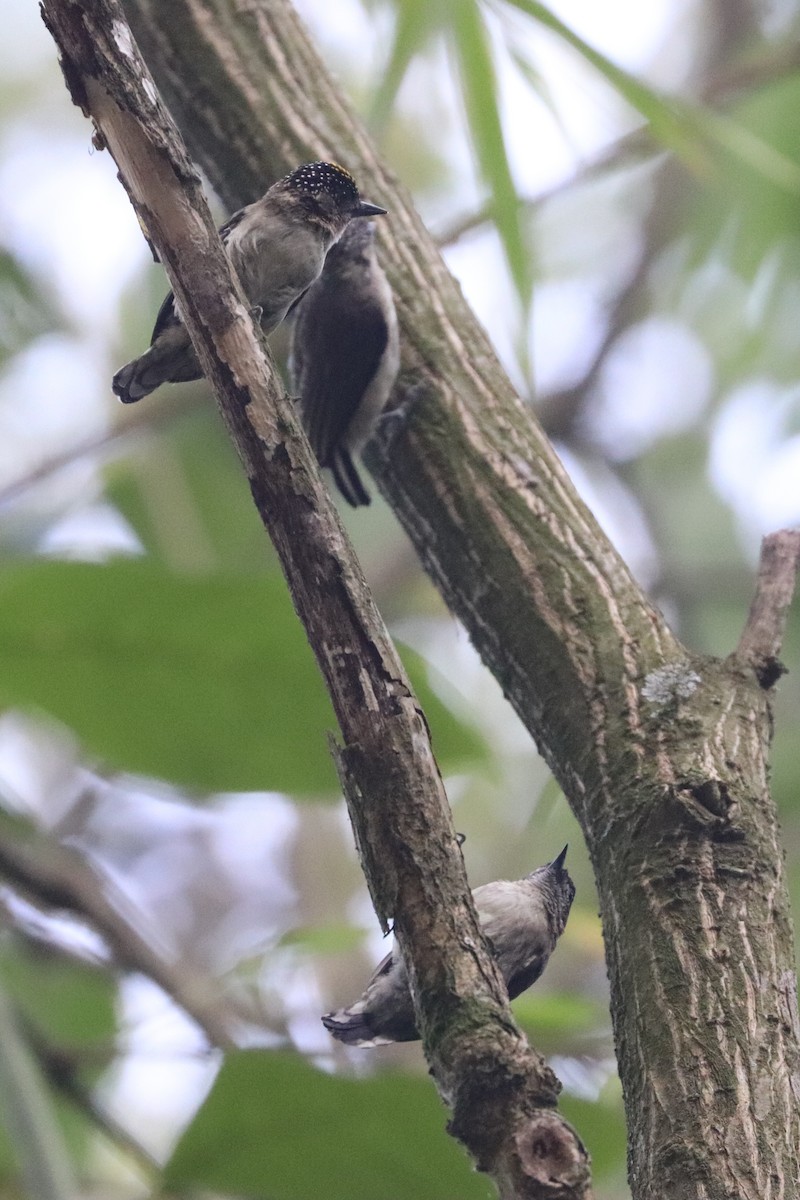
<box><xmin>40</xmin><ymin>2</ymin><xmax>591</xmax><ymax>1197</ymax></box>
<box><xmin>57</xmin><ymin>1</ymin><xmax>800</xmax><ymax>1196</ymax></box>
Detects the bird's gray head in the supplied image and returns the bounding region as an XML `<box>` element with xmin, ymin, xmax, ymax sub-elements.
<box><xmin>279</xmin><ymin>162</ymin><xmax>387</xmax><ymax>224</ymax></box>
<box><xmin>527</xmin><ymin>845</ymin><xmax>576</xmax><ymax>936</ymax></box>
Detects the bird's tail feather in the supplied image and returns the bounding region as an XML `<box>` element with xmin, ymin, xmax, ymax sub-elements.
<box><xmin>321</xmin><ymin>1008</ymin><xmax>390</xmax><ymax>1048</ymax></box>
<box><xmin>112</xmin><ymin>337</ymin><xmax>202</xmax><ymax>404</ymax></box>
<box><xmin>112</xmin><ymin>357</ymin><xmax>154</xmax><ymax>405</ymax></box>
<box><xmin>331</xmin><ymin>449</ymin><xmax>371</xmax><ymax>507</ymax></box>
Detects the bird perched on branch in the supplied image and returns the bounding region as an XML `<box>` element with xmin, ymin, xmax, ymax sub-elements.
<box><xmin>290</xmin><ymin>220</ymin><xmax>400</xmax><ymax>506</ymax></box>
<box><xmin>322</xmin><ymin>845</ymin><xmax>575</xmax><ymax>1047</ymax></box>
<box><xmin>112</xmin><ymin>161</ymin><xmax>387</xmax><ymax>405</ymax></box>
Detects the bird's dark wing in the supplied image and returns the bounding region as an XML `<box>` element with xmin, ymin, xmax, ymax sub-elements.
<box><xmin>149</xmin><ymin>289</ymin><xmax>180</xmax><ymax>344</ymax></box>
<box><xmin>294</xmin><ymin>283</ymin><xmax>389</xmax><ymax>466</ymax></box>
<box><xmin>364</xmin><ymin>948</ymin><xmax>395</xmax><ymax>989</ymax></box>
<box><xmin>285</xmin><ymin>286</ymin><xmax>311</xmax><ymax>320</ymax></box>
<box><xmin>149</xmin><ymin>207</ymin><xmax>249</xmax><ymax>345</ymax></box>
<box><xmin>503</xmin><ymin>950</ymin><xmax>548</xmax><ymax>1001</ymax></box>
<box><xmin>331</xmin><ymin>448</ymin><xmax>371</xmax><ymax>507</ymax></box>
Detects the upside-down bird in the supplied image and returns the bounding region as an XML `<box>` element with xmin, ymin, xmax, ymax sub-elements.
<box><xmin>322</xmin><ymin>846</ymin><xmax>575</xmax><ymax>1047</ymax></box>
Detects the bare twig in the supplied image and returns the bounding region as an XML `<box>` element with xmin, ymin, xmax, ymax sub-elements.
<box><xmin>735</xmin><ymin>529</ymin><xmax>800</xmax><ymax>688</ymax></box>
<box><xmin>0</xmin><ymin>806</ymin><xmax>236</xmax><ymax>1050</ymax></box>
<box><xmin>434</xmin><ymin>128</ymin><xmax>657</xmax><ymax>249</ymax></box>
<box><xmin>0</xmin><ymin>392</ymin><xmax>197</xmax><ymax>510</ymax></box>
<box><xmin>435</xmin><ymin>39</ymin><xmax>800</xmax><ymax>251</ymax></box>
<box><xmin>28</xmin><ymin>1027</ymin><xmax>161</xmax><ymax>1177</ymax></box>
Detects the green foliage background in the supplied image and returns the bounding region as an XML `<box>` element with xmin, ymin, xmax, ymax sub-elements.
<box><xmin>0</xmin><ymin>1</ymin><xmax>798</xmax><ymax>1198</ymax></box>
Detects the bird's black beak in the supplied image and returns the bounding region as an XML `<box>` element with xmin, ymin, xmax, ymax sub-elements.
<box><xmin>550</xmin><ymin>845</ymin><xmax>568</xmax><ymax>871</ymax></box>
<box><xmin>355</xmin><ymin>200</ymin><xmax>387</xmax><ymax>217</ymax></box>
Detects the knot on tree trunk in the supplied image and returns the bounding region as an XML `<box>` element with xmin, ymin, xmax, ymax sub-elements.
<box><xmin>515</xmin><ymin>1110</ymin><xmax>590</xmax><ymax>1190</ymax></box>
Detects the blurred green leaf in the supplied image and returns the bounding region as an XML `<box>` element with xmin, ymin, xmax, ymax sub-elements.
<box><xmin>107</xmin><ymin>406</ymin><xmax>273</xmax><ymax>572</ymax></box>
<box><xmin>0</xmin><ymin>560</ymin><xmax>486</xmax><ymax>793</ymax></box>
<box><xmin>450</xmin><ymin>2</ymin><xmax>532</xmax><ymax>301</ymax></box>
<box><xmin>689</xmin><ymin>77</ymin><xmax>800</xmax><ymax>278</ymax></box>
<box><xmin>506</xmin><ymin>43</ymin><xmax>569</xmax><ymax>145</ymax></box>
<box><xmin>0</xmin><ymin>248</ymin><xmax>62</xmax><ymax>366</ymax></box>
<box><xmin>369</xmin><ymin>0</ymin><xmax>443</xmax><ymax>133</ymax></box>
<box><xmin>369</xmin><ymin>0</ymin><xmax>536</xmax><ymax>307</ymax></box>
<box><xmin>0</xmin><ymin>975</ymin><xmax>90</xmax><ymax>1195</ymax></box>
<box><xmin>500</xmin><ymin>0</ymin><xmax>689</xmax><ymax>149</ymax></box>
<box><xmin>691</xmin><ymin>102</ymin><xmax>800</xmax><ymax>196</ymax></box>
<box><xmin>278</xmin><ymin>923</ymin><xmax>365</xmax><ymax>955</ymax></box>
<box><xmin>513</xmin><ymin>990</ymin><xmax>604</xmax><ymax>1036</ymax></box>
<box><xmin>0</xmin><ymin>944</ymin><xmax>116</xmax><ymax>1056</ymax></box>
<box><xmin>501</xmin><ymin>0</ymin><xmax>800</xmax><ymax>198</ymax></box>
<box><xmin>634</xmin><ymin>435</ymin><xmax>741</xmax><ymax>591</ymax></box>
<box><xmin>165</xmin><ymin>1049</ymin><xmax>489</xmax><ymax>1200</ymax></box>
<box><xmin>560</xmin><ymin>1082</ymin><xmax>627</xmax><ymax>1183</ymax></box>
<box><xmin>0</xmin><ymin>1123</ymin><xmax>20</xmax><ymax>1184</ymax></box>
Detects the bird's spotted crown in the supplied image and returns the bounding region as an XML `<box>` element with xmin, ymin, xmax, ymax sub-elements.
<box><xmin>284</xmin><ymin>161</ymin><xmax>359</xmax><ymax>204</ymax></box>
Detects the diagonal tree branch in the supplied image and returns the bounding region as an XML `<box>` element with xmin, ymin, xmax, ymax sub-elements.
<box><xmin>0</xmin><ymin>802</ymin><xmax>237</xmax><ymax>1050</ymax></box>
<box><xmin>0</xmin><ymin>391</ymin><xmax>195</xmax><ymax>510</ymax></box>
<box><xmin>39</xmin><ymin>3</ymin><xmax>590</xmax><ymax>1196</ymax></box>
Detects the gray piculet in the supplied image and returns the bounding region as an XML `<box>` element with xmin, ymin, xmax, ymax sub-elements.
<box><xmin>112</xmin><ymin>162</ymin><xmax>386</xmax><ymax>405</ymax></box>
<box><xmin>322</xmin><ymin>845</ymin><xmax>575</xmax><ymax>1047</ymax></box>
<box><xmin>290</xmin><ymin>220</ymin><xmax>400</xmax><ymax>506</ymax></box>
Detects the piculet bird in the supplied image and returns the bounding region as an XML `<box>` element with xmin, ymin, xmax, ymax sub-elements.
<box><xmin>322</xmin><ymin>845</ymin><xmax>575</xmax><ymax>1047</ymax></box>
<box><xmin>112</xmin><ymin>161</ymin><xmax>387</xmax><ymax>405</ymax></box>
<box><xmin>290</xmin><ymin>220</ymin><xmax>399</xmax><ymax>506</ymax></box>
